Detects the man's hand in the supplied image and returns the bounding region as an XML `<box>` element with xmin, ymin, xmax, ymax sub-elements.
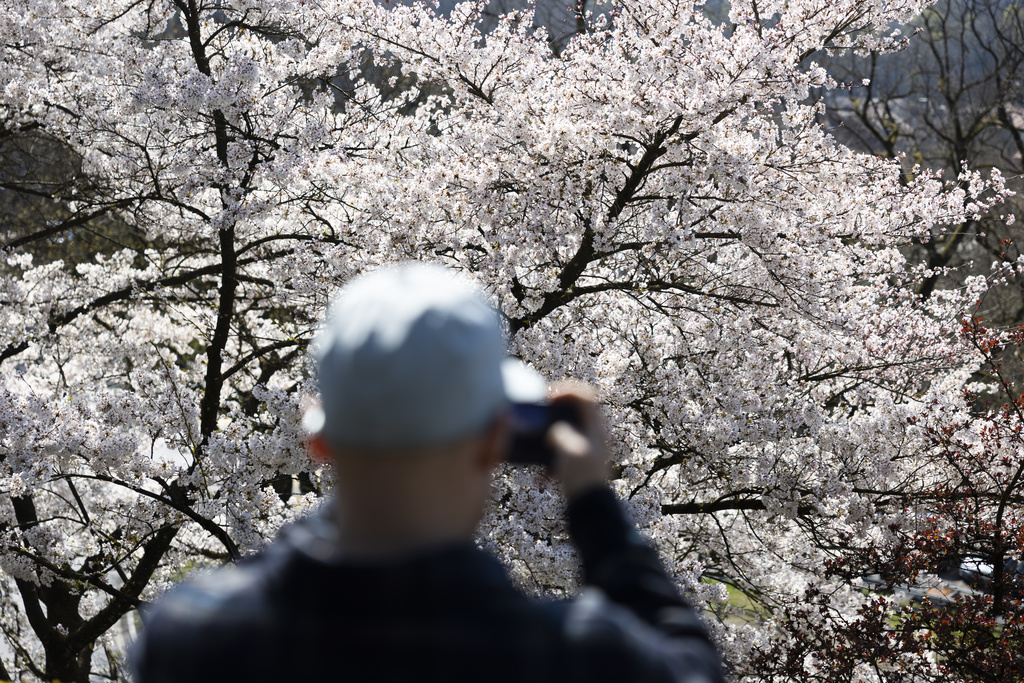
<box><xmin>546</xmin><ymin>382</ymin><xmax>609</xmax><ymax>500</ymax></box>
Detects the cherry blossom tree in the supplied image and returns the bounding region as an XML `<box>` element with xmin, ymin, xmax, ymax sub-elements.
<box><xmin>0</xmin><ymin>0</ymin><xmax>1013</xmax><ymax>679</ymax></box>
<box><xmin>745</xmin><ymin>288</ymin><xmax>1024</xmax><ymax>682</ymax></box>
<box><xmin>819</xmin><ymin>0</ymin><xmax>1024</xmax><ymax>314</ymax></box>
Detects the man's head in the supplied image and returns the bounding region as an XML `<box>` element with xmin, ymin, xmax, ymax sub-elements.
<box><xmin>312</xmin><ymin>262</ymin><xmax>515</xmax><ymax>451</ymax></box>
<box><xmin>305</xmin><ymin>262</ymin><xmax>540</xmax><ymax>555</ymax></box>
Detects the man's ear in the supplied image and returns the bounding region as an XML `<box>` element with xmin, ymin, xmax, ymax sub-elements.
<box><xmin>306</xmin><ymin>433</ymin><xmax>334</xmax><ymax>465</ymax></box>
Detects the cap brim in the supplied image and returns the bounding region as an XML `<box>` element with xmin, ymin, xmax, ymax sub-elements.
<box><xmin>301</xmin><ymin>404</ymin><xmax>327</xmax><ymax>436</ymax></box>
<box><xmin>501</xmin><ymin>358</ymin><xmax>548</xmax><ymax>404</ymax></box>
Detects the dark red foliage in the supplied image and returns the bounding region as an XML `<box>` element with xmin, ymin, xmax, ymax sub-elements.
<box><xmin>745</xmin><ymin>307</ymin><xmax>1024</xmax><ymax>682</ymax></box>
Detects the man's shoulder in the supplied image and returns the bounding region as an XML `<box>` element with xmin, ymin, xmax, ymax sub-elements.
<box><xmin>141</xmin><ymin>505</ymin><xmax>343</xmax><ymax>625</ymax></box>
<box><xmin>131</xmin><ymin>531</ymin><xmax>303</xmax><ymax>681</ymax></box>
<box><xmin>147</xmin><ymin>558</ymin><xmax>281</xmax><ymax>627</ymax></box>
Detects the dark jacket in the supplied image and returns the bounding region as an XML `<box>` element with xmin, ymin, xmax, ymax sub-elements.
<box><xmin>132</xmin><ymin>487</ymin><xmax>725</xmax><ymax>683</ymax></box>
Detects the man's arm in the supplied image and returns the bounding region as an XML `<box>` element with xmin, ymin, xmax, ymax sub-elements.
<box><xmin>549</xmin><ymin>385</ymin><xmax>726</xmax><ymax>683</ymax></box>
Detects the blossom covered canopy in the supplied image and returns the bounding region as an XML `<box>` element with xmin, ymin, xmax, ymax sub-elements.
<box><xmin>0</xmin><ymin>0</ymin><xmax>1013</xmax><ymax>680</ymax></box>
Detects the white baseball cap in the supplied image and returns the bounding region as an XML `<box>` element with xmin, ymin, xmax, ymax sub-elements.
<box><xmin>306</xmin><ymin>262</ymin><xmax>546</xmax><ymax>450</ymax></box>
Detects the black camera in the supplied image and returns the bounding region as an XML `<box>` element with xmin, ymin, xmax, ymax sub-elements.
<box><xmin>505</xmin><ymin>402</ymin><xmax>582</xmax><ymax>467</ymax></box>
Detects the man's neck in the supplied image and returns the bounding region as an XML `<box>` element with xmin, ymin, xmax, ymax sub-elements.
<box><xmin>329</xmin><ymin>499</ymin><xmax>474</xmax><ymax>561</ymax></box>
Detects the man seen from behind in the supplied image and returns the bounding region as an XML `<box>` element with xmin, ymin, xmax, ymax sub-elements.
<box><xmin>132</xmin><ymin>262</ymin><xmax>726</xmax><ymax>683</ymax></box>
